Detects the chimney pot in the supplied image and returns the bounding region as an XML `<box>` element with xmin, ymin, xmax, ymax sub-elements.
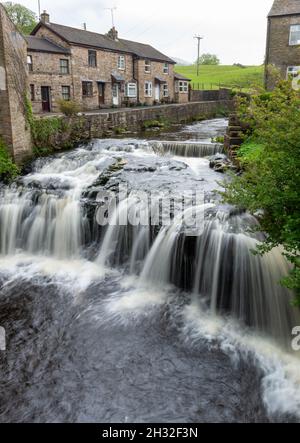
<box><xmin>107</xmin><ymin>27</ymin><xmax>118</xmax><ymax>41</ymax></box>
<box><xmin>41</xmin><ymin>11</ymin><xmax>50</xmax><ymax>24</ymax></box>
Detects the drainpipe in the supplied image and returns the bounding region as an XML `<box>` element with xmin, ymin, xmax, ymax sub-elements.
<box><xmin>133</xmin><ymin>55</ymin><xmax>139</xmax><ymax>103</ymax></box>
<box><xmin>264</xmin><ymin>17</ymin><xmax>271</xmax><ymax>89</ymax></box>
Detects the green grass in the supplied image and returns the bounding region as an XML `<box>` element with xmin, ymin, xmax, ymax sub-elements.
<box><xmin>175</xmin><ymin>65</ymin><xmax>264</xmax><ymax>91</ymax></box>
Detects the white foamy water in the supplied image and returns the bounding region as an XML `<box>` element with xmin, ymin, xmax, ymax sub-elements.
<box><xmin>0</xmin><ymin>119</ymin><xmax>299</xmax><ymax>423</ymax></box>
<box><xmin>182</xmin><ymin>299</ymin><xmax>300</xmax><ymax>420</ymax></box>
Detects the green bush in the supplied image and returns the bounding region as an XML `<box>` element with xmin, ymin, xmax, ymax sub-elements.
<box><xmin>0</xmin><ymin>138</ymin><xmax>19</xmax><ymax>183</ymax></box>
<box><xmin>58</xmin><ymin>99</ymin><xmax>81</xmax><ymax>116</ymax></box>
<box><xmin>222</xmin><ymin>80</ymin><xmax>300</xmax><ymax>304</ymax></box>
<box><xmin>142</xmin><ymin>119</ymin><xmax>165</xmax><ymax>129</ymax></box>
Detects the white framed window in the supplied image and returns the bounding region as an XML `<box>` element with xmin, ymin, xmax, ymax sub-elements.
<box><xmin>145</xmin><ymin>81</ymin><xmax>153</xmax><ymax>97</ymax></box>
<box><xmin>145</xmin><ymin>60</ymin><xmax>151</xmax><ymax>73</ymax></box>
<box><xmin>179</xmin><ymin>81</ymin><xmax>189</xmax><ymax>93</ymax></box>
<box><xmin>126</xmin><ymin>82</ymin><xmax>137</xmax><ymax>97</ymax></box>
<box><xmin>62</xmin><ymin>86</ymin><xmax>71</xmax><ymax>101</ymax></box>
<box><xmin>287</xmin><ymin>66</ymin><xmax>300</xmax><ymax>78</ymax></box>
<box><xmin>163</xmin><ymin>63</ymin><xmax>169</xmax><ymax>74</ymax></box>
<box><xmin>27</xmin><ymin>55</ymin><xmax>33</xmax><ymax>72</ymax></box>
<box><xmin>163</xmin><ymin>84</ymin><xmax>169</xmax><ymax>97</ymax></box>
<box><xmin>290</xmin><ymin>25</ymin><xmax>300</xmax><ymax>45</ymax></box>
<box><xmin>118</xmin><ymin>55</ymin><xmax>125</xmax><ymax>70</ymax></box>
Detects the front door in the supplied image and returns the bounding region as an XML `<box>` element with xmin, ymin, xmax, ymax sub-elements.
<box><xmin>98</xmin><ymin>83</ymin><xmax>105</xmax><ymax>107</ymax></box>
<box><xmin>41</xmin><ymin>86</ymin><xmax>51</xmax><ymax>112</ymax></box>
<box><xmin>155</xmin><ymin>83</ymin><xmax>160</xmax><ymax>101</ymax></box>
<box><xmin>112</xmin><ymin>83</ymin><xmax>119</xmax><ymax>106</ymax></box>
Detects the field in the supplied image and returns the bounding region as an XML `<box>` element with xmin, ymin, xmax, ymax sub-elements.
<box><xmin>175</xmin><ymin>65</ymin><xmax>264</xmax><ymax>90</ymax></box>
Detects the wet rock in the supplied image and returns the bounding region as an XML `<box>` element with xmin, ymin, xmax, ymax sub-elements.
<box><xmin>209</xmin><ymin>154</ymin><xmax>236</xmax><ymax>173</ymax></box>
<box><xmin>124</xmin><ymin>164</ymin><xmax>157</xmax><ymax>173</ymax></box>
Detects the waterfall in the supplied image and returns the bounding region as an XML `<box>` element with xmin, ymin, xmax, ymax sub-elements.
<box><xmin>151</xmin><ymin>141</ymin><xmax>224</xmax><ymax>158</ymax></box>
<box><xmin>0</xmin><ymin>187</ymin><xmax>88</xmax><ymax>259</ymax></box>
<box><xmin>138</xmin><ymin>207</ymin><xmax>300</xmax><ymax>346</ymax></box>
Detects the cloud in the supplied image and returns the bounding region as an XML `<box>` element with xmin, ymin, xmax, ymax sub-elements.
<box><xmin>15</xmin><ymin>0</ymin><xmax>273</xmax><ymax>64</ymax></box>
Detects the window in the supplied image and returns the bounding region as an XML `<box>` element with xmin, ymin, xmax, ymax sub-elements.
<box><xmin>145</xmin><ymin>81</ymin><xmax>153</xmax><ymax>97</ymax></box>
<box><xmin>163</xmin><ymin>63</ymin><xmax>169</xmax><ymax>74</ymax></box>
<box><xmin>30</xmin><ymin>84</ymin><xmax>35</xmax><ymax>101</ymax></box>
<box><xmin>118</xmin><ymin>55</ymin><xmax>125</xmax><ymax>70</ymax></box>
<box><xmin>27</xmin><ymin>55</ymin><xmax>33</xmax><ymax>72</ymax></box>
<box><xmin>145</xmin><ymin>60</ymin><xmax>151</xmax><ymax>73</ymax></box>
<box><xmin>163</xmin><ymin>84</ymin><xmax>169</xmax><ymax>97</ymax></box>
<box><xmin>60</xmin><ymin>59</ymin><xmax>69</xmax><ymax>74</ymax></box>
<box><xmin>287</xmin><ymin>66</ymin><xmax>300</xmax><ymax>78</ymax></box>
<box><xmin>179</xmin><ymin>81</ymin><xmax>189</xmax><ymax>93</ymax></box>
<box><xmin>62</xmin><ymin>86</ymin><xmax>71</xmax><ymax>101</ymax></box>
<box><xmin>126</xmin><ymin>82</ymin><xmax>137</xmax><ymax>97</ymax></box>
<box><xmin>290</xmin><ymin>25</ymin><xmax>300</xmax><ymax>45</ymax></box>
<box><xmin>88</xmin><ymin>50</ymin><xmax>97</xmax><ymax>67</ymax></box>
<box><xmin>82</xmin><ymin>81</ymin><xmax>93</xmax><ymax>97</ymax></box>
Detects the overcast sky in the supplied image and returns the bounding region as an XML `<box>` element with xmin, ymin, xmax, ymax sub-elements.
<box><xmin>14</xmin><ymin>0</ymin><xmax>274</xmax><ymax>64</ymax></box>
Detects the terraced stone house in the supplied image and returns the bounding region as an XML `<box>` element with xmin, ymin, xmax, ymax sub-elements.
<box><xmin>27</xmin><ymin>11</ymin><xmax>190</xmax><ymax>113</ymax></box>
<box><xmin>265</xmin><ymin>0</ymin><xmax>300</xmax><ymax>89</ymax></box>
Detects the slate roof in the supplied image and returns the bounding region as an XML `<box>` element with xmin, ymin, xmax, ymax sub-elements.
<box><xmin>268</xmin><ymin>0</ymin><xmax>300</xmax><ymax>17</ymax></box>
<box><xmin>174</xmin><ymin>73</ymin><xmax>191</xmax><ymax>81</ymax></box>
<box><xmin>31</xmin><ymin>22</ymin><xmax>176</xmax><ymax>64</ymax></box>
<box><xmin>26</xmin><ymin>36</ymin><xmax>70</xmax><ymax>54</ymax></box>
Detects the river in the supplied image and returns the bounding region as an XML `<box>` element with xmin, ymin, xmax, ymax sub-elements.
<box><xmin>0</xmin><ymin>118</ymin><xmax>299</xmax><ymax>423</ymax></box>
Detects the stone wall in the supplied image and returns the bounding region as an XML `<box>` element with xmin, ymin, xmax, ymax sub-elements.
<box><xmin>40</xmin><ymin>99</ymin><xmax>234</xmax><ymax>150</ymax></box>
<box><xmin>0</xmin><ymin>4</ymin><xmax>32</xmax><ymax>163</ymax></box>
<box><xmin>265</xmin><ymin>15</ymin><xmax>300</xmax><ymax>89</ymax></box>
<box><xmin>33</xmin><ymin>24</ymin><xmax>176</xmax><ymax>110</ymax></box>
<box><xmin>135</xmin><ymin>59</ymin><xmax>175</xmax><ymax>105</ymax></box>
<box><xmin>190</xmin><ymin>88</ymin><xmax>232</xmax><ymax>102</ymax></box>
<box><xmin>28</xmin><ymin>51</ymin><xmax>72</xmax><ymax>113</ymax></box>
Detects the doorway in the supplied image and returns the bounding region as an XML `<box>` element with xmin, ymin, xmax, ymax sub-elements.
<box><xmin>98</xmin><ymin>83</ymin><xmax>105</xmax><ymax>107</ymax></box>
<box><xmin>41</xmin><ymin>86</ymin><xmax>51</xmax><ymax>112</ymax></box>
<box><xmin>112</xmin><ymin>83</ymin><xmax>119</xmax><ymax>106</ymax></box>
<box><xmin>155</xmin><ymin>83</ymin><xmax>160</xmax><ymax>101</ymax></box>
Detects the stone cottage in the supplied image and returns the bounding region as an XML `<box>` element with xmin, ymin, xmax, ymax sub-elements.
<box><xmin>27</xmin><ymin>11</ymin><xmax>191</xmax><ymax>112</ymax></box>
<box><xmin>0</xmin><ymin>3</ymin><xmax>31</xmax><ymax>162</ymax></box>
<box><xmin>265</xmin><ymin>0</ymin><xmax>300</xmax><ymax>89</ymax></box>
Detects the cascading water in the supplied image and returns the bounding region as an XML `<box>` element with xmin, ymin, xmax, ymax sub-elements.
<box><xmin>151</xmin><ymin>141</ymin><xmax>224</xmax><ymax>158</ymax></box>
<box><xmin>0</xmin><ymin>119</ymin><xmax>299</xmax><ymax>423</ymax></box>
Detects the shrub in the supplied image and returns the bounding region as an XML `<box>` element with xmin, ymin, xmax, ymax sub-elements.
<box><xmin>58</xmin><ymin>99</ymin><xmax>81</xmax><ymax>116</ymax></box>
<box><xmin>0</xmin><ymin>138</ymin><xmax>20</xmax><ymax>183</ymax></box>
<box><xmin>222</xmin><ymin>80</ymin><xmax>300</xmax><ymax>304</ymax></box>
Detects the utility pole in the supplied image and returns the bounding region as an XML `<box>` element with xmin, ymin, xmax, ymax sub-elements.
<box><xmin>38</xmin><ymin>0</ymin><xmax>41</xmax><ymax>19</ymax></box>
<box><xmin>105</xmin><ymin>7</ymin><xmax>117</xmax><ymax>28</ymax></box>
<box><xmin>194</xmin><ymin>35</ymin><xmax>204</xmax><ymax>77</ymax></box>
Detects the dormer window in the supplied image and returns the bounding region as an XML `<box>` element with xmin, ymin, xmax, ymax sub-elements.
<box><xmin>289</xmin><ymin>25</ymin><xmax>300</xmax><ymax>46</ymax></box>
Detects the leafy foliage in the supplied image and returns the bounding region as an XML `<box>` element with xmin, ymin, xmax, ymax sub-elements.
<box><xmin>58</xmin><ymin>100</ymin><xmax>81</xmax><ymax>116</ymax></box>
<box><xmin>222</xmin><ymin>81</ymin><xmax>300</xmax><ymax>304</ymax></box>
<box><xmin>3</xmin><ymin>2</ymin><xmax>37</xmax><ymax>35</ymax></box>
<box><xmin>196</xmin><ymin>53</ymin><xmax>220</xmax><ymax>66</ymax></box>
<box><xmin>0</xmin><ymin>138</ymin><xmax>20</xmax><ymax>183</ymax></box>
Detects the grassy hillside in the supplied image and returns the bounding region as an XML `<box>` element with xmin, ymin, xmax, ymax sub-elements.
<box><xmin>175</xmin><ymin>65</ymin><xmax>264</xmax><ymax>90</ymax></box>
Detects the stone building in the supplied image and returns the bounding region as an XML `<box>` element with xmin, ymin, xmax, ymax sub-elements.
<box><xmin>265</xmin><ymin>0</ymin><xmax>300</xmax><ymax>89</ymax></box>
<box><xmin>28</xmin><ymin>11</ymin><xmax>191</xmax><ymax>112</ymax></box>
<box><xmin>0</xmin><ymin>3</ymin><xmax>31</xmax><ymax>163</ymax></box>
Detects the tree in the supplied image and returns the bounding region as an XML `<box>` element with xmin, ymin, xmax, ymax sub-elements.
<box><xmin>222</xmin><ymin>81</ymin><xmax>300</xmax><ymax>305</ymax></box>
<box><xmin>196</xmin><ymin>53</ymin><xmax>220</xmax><ymax>66</ymax></box>
<box><xmin>3</xmin><ymin>2</ymin><xmax>37</xmax><ymax>35</ymax></box>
